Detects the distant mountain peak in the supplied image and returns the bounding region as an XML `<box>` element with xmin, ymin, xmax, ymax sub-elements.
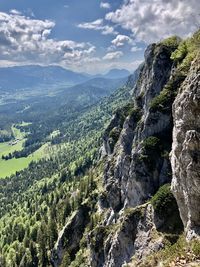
<box><xmin>104</xmin><ymin>68</ymin><xmax>130</xmax><ymax>79</ymax></box>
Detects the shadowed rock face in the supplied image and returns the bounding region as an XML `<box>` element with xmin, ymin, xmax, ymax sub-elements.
<box><xmin>171</xmin><ymin>58</ymin><xmax>200</xmax><ymax>240</ymax></box>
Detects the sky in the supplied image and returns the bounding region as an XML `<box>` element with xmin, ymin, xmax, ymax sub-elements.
<box><xmin>0</xmin><ymin>0</ymin><xmax>199</xmax><ymax>74</ymax></box>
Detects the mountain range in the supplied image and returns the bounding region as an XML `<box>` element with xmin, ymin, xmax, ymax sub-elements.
<box><xmin>0</xmin><ymin>65</ymin><xmax>130</xmax><ymax>91</ymax></box>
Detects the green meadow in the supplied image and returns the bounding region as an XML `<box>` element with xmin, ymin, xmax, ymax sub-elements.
<box><xmin>0</xmin><ymin>125</ymin><xmax>48</xmax><ymax>178</ymax></box>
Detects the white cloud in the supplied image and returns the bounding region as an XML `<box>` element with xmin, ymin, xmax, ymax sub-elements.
<box><xmin>100</xmin><ymin>2</ymin><xmax>111</xmax><ymax>9</ymax></box>
<box><xmin>106</xmin><ymin>0</ymin><xmax>200</xmax><ymax>43</ymax></box>
<box><xmin>103</xmin><ymin>51</ymin><xmax>123</xmax><ymax>60</ymax></box>
<box><xmin>78</xmin><ymin>19</ymin><xmax>117</xmax><ymax>35</ymax></box>
<box><xmin>10</xmin><ymin>9</ymin><xmax>22</xmax><ymax>15</ymax></box>
<box><xmin>0</xmin><ymin>11</ymin><xmax>96</xmax><ymax>70</ymax></box>
<box><xmin>78</xmin><ymin>19</ymin><xmax>103</xmax><ymax>30</ymax></box>
<box><xmin>131</xmin><ymin>46</ymin><xmax>143</xmax><ymax>52</ymax></box>
<box><xmin>111</xmin><ymin>34</ymin><xmax>133</xmax><ymax>47</ymax></box>
<box><xmin>107</xmin><ymin>45</ymin><xmax>116</xmax><ymax>52</ymax></box>
<box><xmin>0</xmin><ymin>10</ymin><xmax>143</xmax><ymax>74</ymax></box>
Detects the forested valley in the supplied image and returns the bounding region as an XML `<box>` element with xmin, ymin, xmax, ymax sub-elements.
<box><xmin>0</xmin><ymin>68</ymin><xmax>138</xmax><ymax>266</ymax></box>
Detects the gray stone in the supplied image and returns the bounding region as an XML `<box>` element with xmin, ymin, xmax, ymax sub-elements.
<box><xmin>171</xmin><ymin>58</ymin><xmax>200</xmax><ymax>240</ymax></box>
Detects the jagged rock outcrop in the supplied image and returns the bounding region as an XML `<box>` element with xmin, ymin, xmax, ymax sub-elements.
<box><xmin>51</xmin><ymin>204</ymin><xmax>90</xmax><ymax>266</ymax></box>
<box><xmin>171</xmin><ymin>58</ymin><xmax>200</xmax><ymax>240</ymax></box>
<box><xmin>102</xmin><ymin>43</ymin><xmax>177</xmax><ymax>213</ymax></box>
<box><xmin>89</xmin><ymin>204</ymin><xmax>162</xmax><ymax>267</ymax></box>
<box><xmin>87</xmin><ymin>41</ymin><xmax>187</xmax><ymax>267</ymax></box>
<box><xmin>89</xmin><ymin>182</ymin><xmax>183</xmax><ymax>267</ymax></box>
<box><xmin>89</xmin><ymin>197</ymin><xmax>183</xmax><ymax>267</ymax></box>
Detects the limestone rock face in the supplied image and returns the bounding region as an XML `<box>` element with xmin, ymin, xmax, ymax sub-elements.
<box><xmin>87</xmin><ymin>43</ymin><xmax>184</xmax><ymax>267</ymax></box>
<box><xmin>171</xmin><ymin>58</ymin><xmax>200</xmax><ymax>240</ymax></box>
<box><xmin>89</xmin><ymin>204</ymin><xmax>165</xmax><ymax>267</ymax></box>
<box><xmin>87</xmin><ymin>42</ymin><xmax>200</xmax><ymax>267</ymax></box>
<box><xmin>102</xmin><ymin>43</ymin><xmax>175</xmax><ymax>213</ymax></box>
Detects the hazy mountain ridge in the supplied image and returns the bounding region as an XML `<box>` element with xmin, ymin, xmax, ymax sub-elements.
<box><xmin>0</xmin><ymin>65</ymin><xmax>130</xmax><ymax>91</ymax></box>
<box><xmin>95</xmin><ymin>68</ymin><xmax>131</xmax><ymax>79</ymax></box>
<box><xmin>0</xmin><ymin>65</ymin><xmax>88</xmax><ymax>90</ymax></box>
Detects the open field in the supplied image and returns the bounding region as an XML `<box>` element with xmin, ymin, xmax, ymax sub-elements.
<box><xmin>0</xmin><ymin>143</ymin><xmax>49</xmax><ymax>178</ymax></box>
<box><xmin>0</xmin><ymin>125</ymin><xmax>26</xmax><ymax>158</ymax></box>
<box><xmin>0</xmin><ymin>124</ymin><xmax>48</xmax><ymax>178</ymax></box>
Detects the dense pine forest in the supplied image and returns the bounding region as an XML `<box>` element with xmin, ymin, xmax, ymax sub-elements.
<box><xmin>0</xmin><ymin>70</ymin><xmax>139</xmax><ymax>265</ymax></box>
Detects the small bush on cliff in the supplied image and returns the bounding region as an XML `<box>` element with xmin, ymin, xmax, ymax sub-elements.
<box><xmin>108</xmin><ymin>103</ymin><xmax>141</xmax><ymax>152</ymax></box>
<box><xmin>109</xmin><ymin>127</ymin><xmax>121</xmax><ymax>143</ymax></box>
<box><xmin>108</xmin><ymin>127</ymin><xmax>122</xmax><ymax>152</ymax></box>
<box><xmin>171</xmin><ymin>41</ymin><xmax>188</xmax><ymax>62</ymax></box>
<box><xmin>151</xmin><ymin>184</ymin><xmax>183</xmax><ymax>233</ymax></box>
<box><xmin>151</xmin><ymin>184</ymin><xmax>174</xmax><ymax>215</ymax></box>
<box><xmin>143</xmin><ymin>136</ymin><xmax>160</xmax><ymax>151</ymax></box>
<box><xmin>171</xmin><ymin>30</ymin><xmax>200</xmax><ymax>73</ymax></box>
<box><xmin>140</xmin><ymin>136</ymin><xmax>162</xmax><ymax>171</ymax></box>
<box><xmin>129</xmin><ymin>107</ymin><xmax>141</xmax><ymax>122</ymax></box>
<box><xmin>119</xmin><ymin>102</ymin><xmax>141</xmax><ymax>122</ymax></box>
<box><xmin>151</xmin><ymin>31</ymin><xmax>200</xmax><ymax>114</ymax></box>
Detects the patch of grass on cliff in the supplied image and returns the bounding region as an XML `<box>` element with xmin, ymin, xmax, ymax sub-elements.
<box><xmin>161</xmin><ymin>36</ymin><xmax>181</xmax><ymax>50</ymax></box>
<box><xmin>150</xmin><ymin>71</ymin><xmax>186</xmax><ymax>113</ymax></box>
<box><xmin>171</xmin><ymin>30</ymin><xmax>200</xmax><ymax>73</ymax></box>
<box><xmin>123</xmin><ymin>204</ymin><xmax>147</xmax><ymax>222</ymax></box>
<box><xmin>191</xmin><ymin>239</ymin><xmax>200</xmax><ymax>257</ymax></box>
<box><xmin>132</xmin><ymin>235</ymin><xmax>200</xmax><ymax>267</ymax></box>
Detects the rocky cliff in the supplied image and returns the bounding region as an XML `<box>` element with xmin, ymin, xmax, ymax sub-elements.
<box><xmin>171</xmin><ymin>57</ymin><xmax>200</xmax><ymax>240</ymax></box>
<box><xmin>87</xmin><ymin>39</ymin><xmax>183</xmax><ymax>267</ymax></box>
<box><xmin>102</xmin><ymin>42</ymin><xmax>175</xmax><ymax>214</ymax></box>
<box><xmin>88</xmin><ymin>36</ymin><xmax>199</xmax><ymax>266</ymax></box>
<box><xmin>52</xmin><ymin>35</ymin><xmax>200</xmax><ymax>267</ymax></box>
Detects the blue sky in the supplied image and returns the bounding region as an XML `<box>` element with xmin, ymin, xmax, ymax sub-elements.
<box><xmin>0</xmin><ymin>0</ymin><xmax>199</xmax><ymax>74</ymax></box>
